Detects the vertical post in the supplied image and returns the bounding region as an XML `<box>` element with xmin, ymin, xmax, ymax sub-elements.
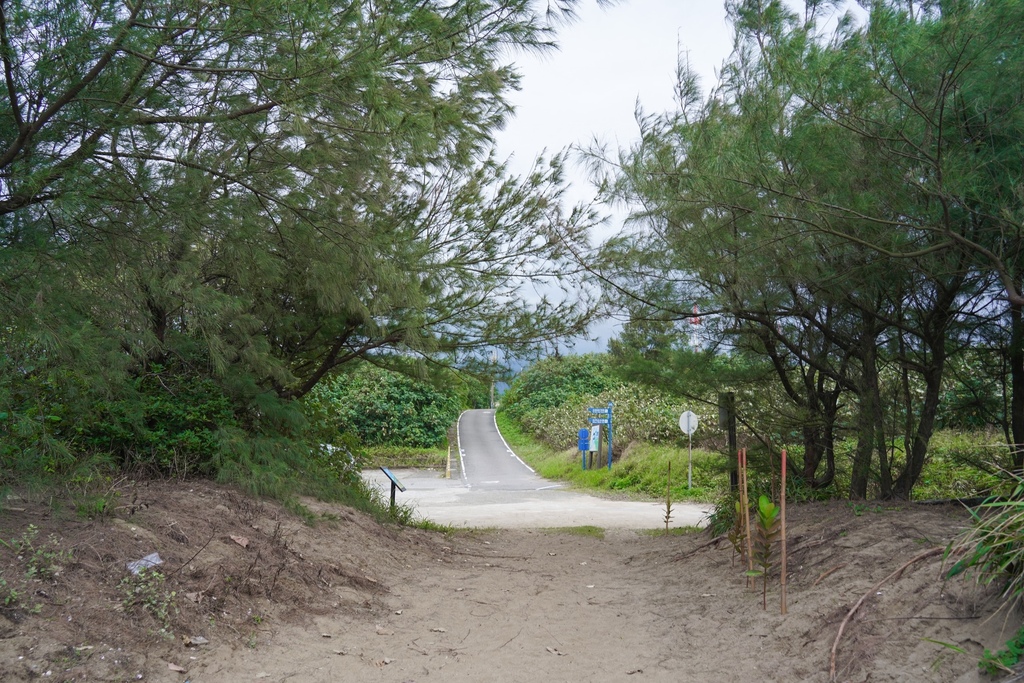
<box><xmin>390</xmin><ymin>481</ymin><xmax>397</xmax><ymax>512</ymax></box>
<box><xmin>489</xmin><ymin>350</ymin><xmax>497</xmax><ymax>409</ymax></box>
<box><xmin>741</xmin><ymin>448</ymin><xmax>754</xmax><ymax>585</ymax></box>
<box><xmin>720</xmin><ymin>392</ymin><xmax>738</xmax><ymax>491</ymax></box>
<box><xmin>606</xmin><ymin>401</ymin><xmax>614</xmax><ymax>470</ymax></box>
<box><xmin>687</xmin><ymin>431</ymin><xmax>693</xmax><ymax>489</ymax></box>
<box><xmin>781</xmin><ymin>448</ymin><xmax>788</xmax><ymax>615</ymax></box>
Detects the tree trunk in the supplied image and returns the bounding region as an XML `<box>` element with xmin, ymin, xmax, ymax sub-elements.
<box><xmin>892</xmin><ymin>353</ymin><xmax>945</xmax><ymax>499</ymax></box>
<box><xmin>1010</xmin><ymin>296</ymin><xmax>1024</xmax><ymax>470</ymax></box>
<box><xmin>851</xmin><ymin>320</ymin><xmax>885</xmax><ymax>499</ymax></box>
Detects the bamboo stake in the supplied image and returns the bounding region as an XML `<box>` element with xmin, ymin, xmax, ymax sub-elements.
<box><xmin>741</xmin><ymin>447</ymin><xmax>754</xmax><ymax>585</ymax></box>
<box><xmin>780</xmin><ymin>448</ymin><xmax>788</xmax><ymax>616</ymax></box>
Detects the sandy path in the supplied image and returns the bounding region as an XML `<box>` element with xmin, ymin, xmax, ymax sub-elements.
<box><xmin>185</xmin><ymin>503</ymin><xmax>1005</xmax><ymax>683</ymax></box>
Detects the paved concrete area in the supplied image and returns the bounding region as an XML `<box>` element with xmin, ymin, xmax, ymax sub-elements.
<box><xmin>363</xmin><ymin>468</ymin><xmax>712</xmax><ymax>529</ymax></box>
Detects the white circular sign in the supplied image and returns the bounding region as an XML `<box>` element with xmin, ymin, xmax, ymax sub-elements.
<box><xmin>678</xmin><ymin>410</ymin><xmax>698</xmax><ymax>435</ymax></box>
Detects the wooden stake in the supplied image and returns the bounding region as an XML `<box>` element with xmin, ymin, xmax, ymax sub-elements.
<box><xmin>780</xmin><ymin>448</ymin><xmax>788</xmax><ymax>616</ymax></box>
<box><xmin>741</xmin><ymin>448</ymin><xmax>754</xmax><ymax>585</ymax></box>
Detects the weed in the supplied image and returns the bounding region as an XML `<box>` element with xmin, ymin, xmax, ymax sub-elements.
<box><xmin>408</xmin><ymin>518</ymin><xmax>455</xmax><ymax>533</ymax></box>
<box><xmin>948</xmin><ymin>472</ymin><xmax>1024</xmax><ymax>613</ymax></box>
<box><xmin>0</xmin><ymin>574</ymin><xmax>22</xmax><ymax>608</ymax></box>
<box><xmin>978</xmin><ymin>623</ymin><xmax>1024</xmax><ymax>675</ymax></box>
<box><xmin>642</xmin><ymin>526</ymin><xmax>700</xmax><ymax>537</ymax></box>
<box><xmin>4</xmin><ymin>525</ymin><xmax>71</xmax><ymax>581</ymax></box>
<box><xmin>849</xmin><ymin>503</ymin><xmax>883</xmax><ymax>517</ymax></box>
<box><xmin>727</xmin><ymin>500</ymin><xmax>747</xmax><ymax>567</ymax></box>
<box><xmin>922</xmin><ymin>637</ymin><xmax>967</xmax><ymax>655</ymax></box>
<box><xmin>663</xmin><ymin>462</ymin><xmax>674</xmax><ymax>535</ymax></box>
<box><xmin>119</xmin><ymin>567</ymin><xmax>177</xmax><ymax>632</ymax></box>
<box><xmin>75</xmin><ymin>492</ymin><xmax>119</xmax><ymax>519</ymax></box>
<box><xmin>705</xmin><ymin>493</ymin><xmax>737</xmax><ymax>538</ymax></box>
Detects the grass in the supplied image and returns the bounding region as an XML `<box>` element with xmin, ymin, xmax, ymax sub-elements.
<box><xmin>542</xmin><ymin>525</ymin><xmax>605</xmax><ymax>538</ymax></box>
<box><xmin>365</xmin><ymin>445</ymin><xmax>448</xmax><ymax>469</ymax></box>
<box><xmin>495</xmin><ymin>412</ymin><xmax>729</xmax><ymax>504</ymax></box>
<box><xmin>641</xmin><ymin>525</ymin><xmax>702</xmax><ymax>537</ymax></box>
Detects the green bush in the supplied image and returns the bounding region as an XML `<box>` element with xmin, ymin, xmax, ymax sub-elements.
<box><xmin>306</xmin><ymin>364</ymin><xmax>460</xmax><ymax>449</ymax></box>
<box><xmin>77</xmin><ymin>363</ymin><xmax>238</xmax><ymax>475</ymax></box>
<box><xmin>947</xmin><ymin>474</ymin><xmax>1024</xmax><ymax>611</ymax></box>
<box><xmin>516</xmin><ymin>382</ymin><xmax>717</xmax><ymax>455</ymax></box>
<box><xmin>500</xmin><ymin>355</ymin><xmax>616</xmax><ymax>422</ymax></box>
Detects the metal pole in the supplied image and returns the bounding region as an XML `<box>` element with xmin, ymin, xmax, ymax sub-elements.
<box><xmin>390</xmin><ymin>481</ymin><xmax>397</xmax><ymax>511</ymax></box>
<box><xmin>688</xmin><ymin>431</ymin><xmax>693</xmax><ymax>489</ymax></box>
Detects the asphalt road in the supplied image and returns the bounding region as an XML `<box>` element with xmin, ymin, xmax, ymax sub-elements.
<box><xmin>455</xmin><ymin>407</ymin><xmax>556</xmax><ymax>491</ymax></box>
<box><xmin>363</xmin><ymin>409</ymin><xmax>711</xmax><ymax>529</ymax></box>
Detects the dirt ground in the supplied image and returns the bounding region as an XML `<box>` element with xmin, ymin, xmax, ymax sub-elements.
<box><xmin>0</xmin><ymin>480</ymin><xmax>1019</xmax><ymax>683</ymax></box>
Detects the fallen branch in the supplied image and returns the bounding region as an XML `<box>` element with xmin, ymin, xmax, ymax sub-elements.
<box><xmin>813</xmin><ymin>564</ymin><xmax>848</xmax><ymax>587</ymax></box>
<box><xmin>672</xmin><ymin>535</ymin><xmax>726</xmax><ymax>560</ymax></box>
<box><xmin>829</xmin><ymin>546</ymin><xmax>944</xmax><ymax>681</ymax></box>
<box><xmin>164</xmin><ymin>533</ymin><xmax>216</xmax><ymax>579</ymax></box>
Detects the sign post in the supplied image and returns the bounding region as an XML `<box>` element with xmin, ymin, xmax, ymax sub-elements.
<box><xmin>379</xmin><ymin>467</ymin><xmax>407</xmax><ymax>513</ymax></box>
<box><xmin>678</xmin><ymin>410</ymin><xmax>699</xmax><ymax>489</ymax></box>
<box><xmin>578</xmin><ymin>428</ymin><xmax>590</xmax><ymax>470</ymax></box>
<box><xmin>588</xmin><ymin>403</ymin><xmax>614</xmax><ymax>470</ymax></box>
<box><xmin>606</xmin><ymin>402</ymin><xmax>614</xmax><ymax>469</ymax></box>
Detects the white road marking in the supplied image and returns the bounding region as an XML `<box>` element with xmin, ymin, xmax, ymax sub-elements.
<box><xmin>491</xmin><ymin>410</ymin><xmax>536</xmax><ymax>474</ymax></box>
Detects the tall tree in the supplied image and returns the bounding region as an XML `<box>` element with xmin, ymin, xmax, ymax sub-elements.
<box><xmin>0</xmin><ymin>0</ymin><xmax>597</xmax><ymax>478</ymax></box>
<box><xmin>592</xmin><ymin>0</ymin><xmax>1020</xmax><ymax>498</ymax></box>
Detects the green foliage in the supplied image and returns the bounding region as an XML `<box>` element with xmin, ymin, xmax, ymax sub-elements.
<box><xmin>914</xmin><ymin>431</ymin><xmax>1009</xmax><ymax>501</ymax></box>
<box><xmin>495</xmin><ymin>412</ymin><xmax>727</xmax><ymax>503</ymax></box>
<box><xmin>543</xmin><ymin>526</ymin><xmax>605</xmax><ymax>539</ymax></box>
<box><xmin>747</xmin><ymin>495</ymin><xmax>782</xmax><ymax>609</ymax></box>
<box><xmin>500</xmin><ymin>355</ymin><xmax>617</xmax><ymax>423</ymax></box>
<box><xmin>364</xmin><ymin>445</ymin><xmax>447</xmax><ymax>469</ymax></box>
<box><xmin>514</xmin><ymin>378</ymin><xmax>717</xmax><ymax>456</ymax></box>
<box><xmin>0</xmin><ymin>574</ymin><xmax>21</xmax><ymax>608</ymax></box>
<box><xmin>307</xmin><ymin>365</ymin><xmax>461</xmax><ymax>449</ymax></box>
<box><xmin>119</xmin><ymin>567</ymin><xmax>177</xmax><ymax>633</ymax></box>
<box><xmin>75</xmin><ymin>361</ymin><xmax>238</xmax><ymax>476</ymax></box>
<box><xmin>725</xmin><ymin>498</ymin><xmax>746</xmax><ymax>565</ymax></box>
<box><xmin>0</xmin><ymin>0</ymin><xmax>596</xmax><ymax>493</ymax></box>
<box><xmin>978</xmin><ymin>624</ymin><xmax>1024</xmax><ymax>676</ymax></box>
<box><xmin>593</xmin><ymin>0</ymin><xmax>1024</xmax><ymax>501</ymax></box>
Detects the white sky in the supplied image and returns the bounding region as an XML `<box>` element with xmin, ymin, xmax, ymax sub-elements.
<box><xmin>492</xmin><ymin>1</ymin><xmax>865</xmax><ymax>354</ymax></box>
<box><xmin>493</xmin><ymin>1</ymin><xmax>735</xmax><ymax>352</ymax></box>
<box><xmin>495</xmin><ymin>1</ymin><xmax>734</xmax><ymax>210</ymax></box>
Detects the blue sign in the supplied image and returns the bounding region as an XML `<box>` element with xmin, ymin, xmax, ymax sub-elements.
<box><xmin>588</xmin><ymin>407</ymin><xmax>609</xmax><ymax>414</ymax></box>
<box><xmin>589</xmin><ymin>418</ymin><xmax>609</xmax><ymax>425</ymax></box>
<box><xmin>577</xmin><ymin>428</ymin><xmax>590</xmax><ymax>452</ymax></box>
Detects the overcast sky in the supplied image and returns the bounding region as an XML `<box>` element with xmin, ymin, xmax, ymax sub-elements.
<box><xmin>493</xmin><ymin>1</ymin><xmax>736</xmax><ymax>353</ymax></box>
<box><xmin>492</xmin><ymin>1</ymin><xmax>867</xmax><ymax>355</ymax></box>
<box><xmin>495</xmin><ymin>1</ymin><xmax>734</xmax><ymax>207</ymax></box>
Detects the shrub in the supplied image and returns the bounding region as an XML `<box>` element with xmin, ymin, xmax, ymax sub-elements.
<box><xmin>500</xmin><ymin>355</ymin><xmax>616</xmax><ymax>422</ymax></box>
<box><xmin>305</xmin><ymin>364</ymin><xmax>460</xmax><ymax>449</ymax></box>
<box><xmin>947</xmin><ymin>473</ymin><xmax>1024</xmax><ymax>613</ymax></box>
<box><xmin>518</xmin><ymin>382</ymin><xmax>717</xmax><ymax>455</ymax></box>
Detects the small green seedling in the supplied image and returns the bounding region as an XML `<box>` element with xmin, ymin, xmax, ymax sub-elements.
<box><xmin>728</xmin><ymin>500</ymin><xmax>747</xmax><ymax>567</ymax></box>
<box><xmin>663</xmin><ymin>462</ymin><xmax>674</xmax><ymax>535</ymax></box>
<box><xmin>747</xmin><ymin>495</ymin><xmax>781</xmax><ymax>609</ymax></box>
